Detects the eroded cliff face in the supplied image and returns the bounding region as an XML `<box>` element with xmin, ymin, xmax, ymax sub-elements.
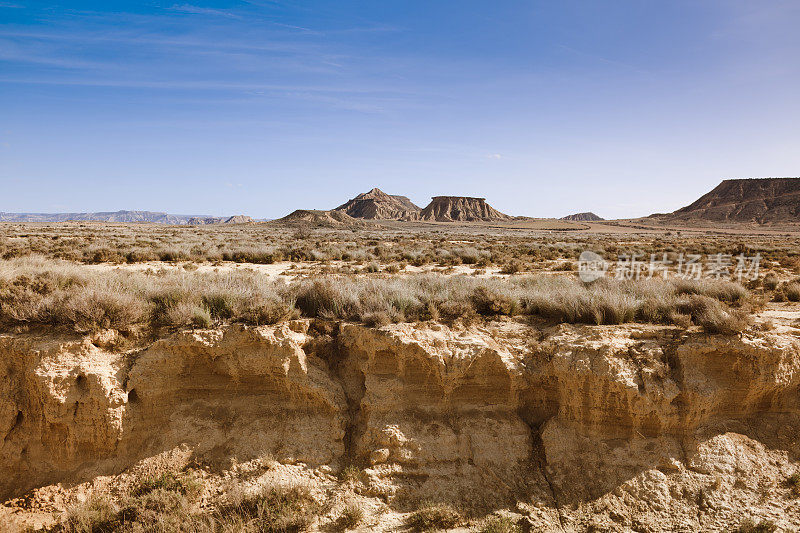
<box><xmin>418</xmin><ymin>196</ymin><xmax>511</xmax><ymax>221</ymax></box>
<box><xmin>2</xmin><ymin>320</ymin><xmax>800</xmax><ymax>530</ymax></box>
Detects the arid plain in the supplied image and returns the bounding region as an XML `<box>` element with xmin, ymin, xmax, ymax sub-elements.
<box><xmin>2</xmin><ymin>186</ymin><xmax>800</xmax><ymax>533</ymax></box>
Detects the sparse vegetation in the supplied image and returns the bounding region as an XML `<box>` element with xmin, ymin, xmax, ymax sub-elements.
<box><xmin>58</xmin><ymin>479</ymin><xmax>318</xmax><ymax>533</ymax></box>
<box><xmin>215</xmin><ymin>483</ymin><xmax>319</xmax><ymax>532</ymax></box>
<box><xmin>0</xmin><ymin>256</ymin><xmax>757</xmax><ymax>335</ymax></box>
<box><xmin>2</xmin><ymin>221</ymin><xmax>797</xmax><ymax>275</ymax></box>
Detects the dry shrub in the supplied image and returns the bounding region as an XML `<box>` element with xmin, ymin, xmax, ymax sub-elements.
<box><xmin>62</xmin><ymin>495</ymin><xmax>120</xmax><ymax>533</ymax></box>
<box><xmin>241</xmin><ymin>295</ymin><xmax>298</xmax><ymax>325</ymax></box>
<box><xmin>679</xmin><ymin>295</ymin><xmax>751</xmax><ymax>335</ymax></box>
<box><xmin>762</xmin><ymin>272</ymin><xmax>780</xmax><ymax>291</ymax></box>
<box><xmin>54</xmin><ymin>290</ymin><xmax>145</xmax><ymax>333</ymax></box>
<box><xmin>216</xmin><ymin>483</ymin><xmax>319</xmax><ymax>532</ymax></box>
<box><xmin>471</xmin><ymin>285</ymin><xmax>518</xmax><ymax>316</ymax></box>
<box><xmin>671</xmin><ymin>278</ymin><xmax>749</xmax><ymax>304</ymax></box>
<box><xmin>336</xmin><ymin>503</ymin><xmax>364</xmax><ymax>529</ymax></box>
<box><xmin>785</xmin><ymin>282</ymin><xmax>800</xmax><ymax>302</ymax></box>
<box><xmin>481</xmin><ymin>515</ymin><xmax>522</xmax><ymax>533</ymax></box>
<box><xmin>295</xmin><ymin>279</ymin><xmax>361</xmax><ymax>320</ymax></box>
<box><xmin>406</xmin><ymin>503</ymin><xmax>461</xmax><ymax>531</ymax></box>
<box><xmin>500</xmin><ymin>260</ymin><xmax>523</xmax><ymax>275</ymax></box>
<box><xmin>166</xmin><ymin>301</ymin><xmax>212</xmax><ymax>328</ymax></box>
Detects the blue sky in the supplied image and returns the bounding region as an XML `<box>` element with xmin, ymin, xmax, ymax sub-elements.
<box><xmin>1</xmin><ymin>1</ymin><xmax>799</xmax><ymax>218</ymax></box>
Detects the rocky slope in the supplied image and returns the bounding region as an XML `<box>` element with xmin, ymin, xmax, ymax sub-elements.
<box><xmin>658</xmin><ymin>177</ymin><xmax>800</xmax><ymax>223</ymax></box>
<box><xmin>2</xmin><ymin>320</ymin><xmax>799</xmax><ymax>530</ymax></box>
<box><xmin>419</xmin><ymin>196</ymin><xmax>511</xmax><ymax>222</ymax></box>
<box><xmin>335</xmin><ymin>188</ymin><xmax>421</xmax><ymax>220</ymax></box>
<box><xmin>561</xmin><ymin>212</ymin><xmax>604</xmax><ymax>221</ymax></box>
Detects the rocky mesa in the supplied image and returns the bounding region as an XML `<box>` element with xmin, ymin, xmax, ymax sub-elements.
<box><xmin>2</xmin><ymin>320</ymin><xmax>799</xmax><ymax>530</ymax></box>
<box><xmin>419</xmin><ymin>196</ymin><xmax>511</xmax><ymax>222</ymax></box>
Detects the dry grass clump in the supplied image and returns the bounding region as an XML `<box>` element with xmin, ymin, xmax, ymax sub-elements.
<box><xmin>58</xmin><ymin>475</ymin><xmax>318</xmax><ymax>533</ymax></box>
<box><xmin>480</xmin><ymin>515</ymin><xmax>522</xmax><ymax>533</ymax></box>
<box><xmin>62</xmin><ymin>495</ymin><xmax>121</xmax><ymax>533</ymax></box>
<box><xmin>768</xmin><ymin>279</ymin><xmax>800</xmax><ymax>302</ymax></box>
<box><xmin>335</xmin><ymin>503</ymin><xmax>365</xmax><ymax>529</ymax></box>
<box><xmin>499</xmin><ymin>260</ymin><xmax>525</xmax><ymax>275</ymax></box>
<box><xmin>406</xmin><ymin>503</ymin><xmax>461</xmax><ymax>531</ymax></box>
<box><xmin>762</xmin><ymin>272</ymin><xmax>780</xmax><ymax>291</ymax></box>
<box><xmin>215</xmin><ymin>483</ymin><xmax>319</xmax><ymax>532</ymax></box>
<box><xmin>784</xmin><ymin>282</ymin><xmax>800</xmax><ymax>302</ymax></box>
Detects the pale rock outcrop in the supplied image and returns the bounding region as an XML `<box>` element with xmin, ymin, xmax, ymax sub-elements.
<box><xmin>0</xmin><ymin>324</ymin><xmax>348</xmax><ymax>499</ymax></box>
<box><xmin>2</xmin><ymin>321</ymin><xmax>800</xmax><ymax>530</ymax></box>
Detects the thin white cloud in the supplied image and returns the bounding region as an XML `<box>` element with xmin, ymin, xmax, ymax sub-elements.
<box><xmin>169</xmin><ymin>4</ymin><xmax>241</xmax><ymax>19</ymax></box>
<box><xmin>271</xmin><ymin>22</ymin><xmax>319</xmax><ymax>34</ymax></box>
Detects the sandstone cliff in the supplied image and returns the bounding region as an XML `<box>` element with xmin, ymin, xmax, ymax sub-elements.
<box><xmin>419</xmin><ymin>196</ymin><xmax>511</xmax><ymax>222</ymax></box>
<box><xmin>2</xmin><ymin>321</ymin><xmax>799</xmax><ymax>530</ymax></box>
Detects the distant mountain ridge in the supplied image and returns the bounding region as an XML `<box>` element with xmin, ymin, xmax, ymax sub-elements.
<box><xmin>0</xmin><ymin>210</ymin><xmax>243</xmax><ymax>225</ymax></box>
<box><xmin>655</xmin><ymin>177</ymin><xmax>800</xmax><ymax>223</ymax></box>
<box><xmin>187</xmin><ymin>215</ymin><xmax>253</xmax><ymax>225</ymax></box>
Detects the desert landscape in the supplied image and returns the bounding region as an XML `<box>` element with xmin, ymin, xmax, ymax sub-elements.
<box><xmin>4</xmin><ymin>1</ymin><xmax>800</xmax><ymax>530</ymax></box>
<box><xmin>0</xmin><ymin>179</ymin><xmax>799</xmax><ymax>532</ymax></box>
